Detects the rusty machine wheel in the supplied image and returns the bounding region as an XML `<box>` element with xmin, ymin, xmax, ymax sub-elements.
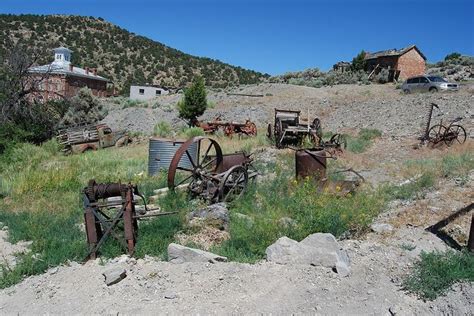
<box><xmin>330</xmin><ymin>133</ymin><xmax>347</xmax><ymax>150</ymax></box>
<box><xmin>427</xmin><ymin>124</ymin><xmax>447</xmax><ymax>146</ymax></box>
<box><xmin>244</xmin><ymin>121</ymin><xmax>257</xmax><ymax>136</ymax></box>
<box><xmin>444</xmin><ymin>124</ymin><xmax>466</xmax><ymax>146</ymax></box>
<box><xmin>274</xmin><ymin>119</ymin><xmax>283</xmax><ymax>148</ymax></box>
<box><xmin>218</xmin><ymin>165</ymin><xmax>249</xmax><ymax>202</ymax></box>
<box><xmin>168</xmin><ymin>136</ymin><xmax>223</xmax><ymax>200</ymax></box>
<box><xmin>224</xmin><ymin>124</ymin><xmax>235</xmax><ymax>137</ymax></box>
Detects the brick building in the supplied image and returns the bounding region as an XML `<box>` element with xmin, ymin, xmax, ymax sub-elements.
<box><xmin>29</xmin><ymin>47</ymin><xmax>109</xmax><ymax>101</ymax></box>
<box><xmin>364</xmin><ymin>45</ymin><xmax>426</xmax><ymax>81</ymax></box>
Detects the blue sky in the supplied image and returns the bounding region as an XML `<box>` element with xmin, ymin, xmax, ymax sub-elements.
<box><xmin>1</xmin><ymin>0</ymin><xmax>473</xmax><ymax>75</ymax></box>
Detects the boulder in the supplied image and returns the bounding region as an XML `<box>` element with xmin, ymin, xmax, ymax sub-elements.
<box><xmin>265</xmin><ymin>233</ymin><xmax>350</xmax><ymax>276</ymax></box>
<box><xmin>102</xmin><ymin>267</ymin><xmax>127</xmax><ymax>286</ymax></box>
<box><xmin>168</xmin><ymin>243</ymin><xmax>227</xmax><ymax>264</ymax></box>
<box><xmin>370</xmin><ymin>223</ymin><xmax>393</xmax><ymax>234</ymax></box>
<box><xmin>187</xmin><ymin>203</ymin><xmax>229</xmax><ymax>231</ymax></box>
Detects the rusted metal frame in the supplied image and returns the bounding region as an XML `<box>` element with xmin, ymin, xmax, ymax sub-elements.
<box><xmin>426</xmin><ymin>203</ymin><xmax>474</xmax><ymax>250</ymax></box>
<box><xmin>85</xmin><ymin>202</ymin><xmax>128</xmax><ymax>260</ymax></box>
<box><xmin>468</xmin><ymin>214</ymin><xmax>474</xmax><ymax>252</ymax></box>
<box><xmin>91</xmin><ymin>207</ymin><xmax>129</xmax><ymax>250</ymax></box>
<box><xmin>83</xmin><ymin>195</ymin><xmax>102</xmax><ymax>260</ymax></box>
<box><xmin>123</xmin><ymin>187</ymin><xmax>136</xmax><ymax>255</ymax></box>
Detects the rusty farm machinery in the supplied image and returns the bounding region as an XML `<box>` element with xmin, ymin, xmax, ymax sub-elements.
<box><xmin>419</xmin><ymin>103</ymin><xmax>467</xmax><ymax>147</ymax></box>
<box><xmin>83</xmin><ymin>136</ymin><xmax>258</xmax><ymax>259</ymax></box>
<box><xmin>267</xmin><ymin>108</ymin><xmax>346</xmax><ymax>151</ymax></box>
<box><xmin>194</xmin><ymin>116</ymin><xmax>257</xmax><ymax>137</ymax></box>
<box><xmin>165</xmin><ymin>136</ymin><xmax>258</xmax><ymax>203</ymax></box>
<box><xmin>83</xmin><ymin>180</ymin><xmax>176</xmax><ymax>260</ymax></box>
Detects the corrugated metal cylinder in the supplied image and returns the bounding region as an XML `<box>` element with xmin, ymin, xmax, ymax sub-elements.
<box><xmin>295</xmin><ymin>148</ymin><xmax>327</xmax><ymax>181</ymax></box>
<box><xmin>148</xmin><ymin>138</ymin><xmax>198</xmax><ymax>176</ymax></box>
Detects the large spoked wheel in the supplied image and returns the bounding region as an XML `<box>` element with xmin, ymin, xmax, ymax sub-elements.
<box><xmin>167</xmin><ymin>136</ymin><xmax>223</xmax><ymax>192</ymax></box>
<box><xmin>330</xmin><ymin>133</ymin><xmax>347</xmax><ymax>150</ymax></box>
<box><xmin>274</xmin><ymin>119</ymin><xmax>283</xmax><ymax>148</ymax></box>
<box><xmin>444</xmin><ymin>124</ymin><xmax>466</xmax><ymax>146</ymax></box>
<box><xmin>218</xmin><ymin>165</ymin><xmax>249</xmax><ymax>202</ymax></box>
<box><xmin>427</xmin><ymin>124</ymin><xmax>447</xmax><ymax>146</ymax></box>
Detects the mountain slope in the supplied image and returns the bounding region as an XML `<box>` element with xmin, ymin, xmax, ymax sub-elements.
<box><xmin>0</xmin><ymin>14</ymin><xmax>268</xmax><ymax>92</ymax></box>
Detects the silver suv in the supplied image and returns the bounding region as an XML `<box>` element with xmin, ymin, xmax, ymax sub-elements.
<box><xmin>401</xmin><ymin>76</ymin><xmax>459</xmax><ymax>93</ymax></box>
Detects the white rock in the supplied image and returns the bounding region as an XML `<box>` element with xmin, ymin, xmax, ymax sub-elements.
<box><xmin>265</xmin><ymin>233</ymin><xmax>351</xmax><ymax>275</ymax></box>
<box><xmin>370</xmin><ymin>223</ymin><xmax>394</xmax><ymax>234</ymax></box>
<box><xmin>102</xmin><ymin>267</ymin><xmax>127</xmax><ymax>286</ymax></box>
<box><xmin>168</xmin><ymin>243</ymin><xmax>227</xmax><ymax>264</ymax></box>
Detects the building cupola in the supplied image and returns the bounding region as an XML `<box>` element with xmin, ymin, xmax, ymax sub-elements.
<box><xmin>53</xmin><ymin>46</ymin><xmax>73</xmax><ymax>64</ymax></box>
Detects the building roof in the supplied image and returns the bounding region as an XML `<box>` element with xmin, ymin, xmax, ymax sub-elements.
<box><xmin>53</xmin><ymin>46</ymin><xmax>73</xmax><ymax>53</ymax></box>
<box><xmin>29</xmin><ymin>63</ymin><xmax>109</xmax><ymax>82</ymax></box>
<box><xmin>364</xmin><ymin>45</ymin><xmax>426</xmax><ymax>61</ymax></box>
<box><xmin>29</xmin><ymin>46</ymin><xmax>109</xmax><ymax>82</ymax></box>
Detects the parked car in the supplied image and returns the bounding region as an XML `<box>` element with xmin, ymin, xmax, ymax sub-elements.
<box><xmin>401</xmin><ymin>75</ymin><xmax>459</xmax><ymax>94</ymax></box>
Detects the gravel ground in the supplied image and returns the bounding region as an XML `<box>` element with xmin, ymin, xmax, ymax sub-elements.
<box><xmin>102</xmin><ymin>83</ymin><xmax>474</xmax><ymax>138</ymax></box>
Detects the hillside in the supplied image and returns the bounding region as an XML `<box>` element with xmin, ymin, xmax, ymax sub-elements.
<box><xmin>0</xmin><ymin>14</ymin><xmax>268</xmax><ymax>92</ymax></box>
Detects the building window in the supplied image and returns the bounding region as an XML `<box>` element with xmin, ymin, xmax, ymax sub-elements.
<box><xmin>156</xmin><ymin>89</ymin><xmax>161</xmax><ymax>95</ymax></box>
<box><xmin>139</xmin><ymin>88</ymin><xmax>145</xmax><ymax>95</ymax></box>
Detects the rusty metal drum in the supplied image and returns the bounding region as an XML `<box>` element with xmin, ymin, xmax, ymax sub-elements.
<box><xmin>295</xmin><ymin>148</ymin><xmax>327</xmax><ymax>181</ymax></box>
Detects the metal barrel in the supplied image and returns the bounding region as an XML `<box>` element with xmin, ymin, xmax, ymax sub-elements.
<box><xmin>148</xmin><ymin>138</ymin><xmax>198</xmax><ymax>176</ymax></box>
<box><xmin>295</xmin><ymin>148</ymin><xmax>327</xmax><ymax>181</ymax></box>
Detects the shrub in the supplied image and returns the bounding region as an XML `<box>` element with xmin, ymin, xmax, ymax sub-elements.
<box><xmin>60</xmin><ymin>87</ymin><xmax>105</xmax><ymax>126</ymax></box>
<box><xmin>346</xmin><ymin>128</ymin><xmax>382</xmax><ymax>153</ymax></box>
<box><xmin>403</xmin><ymin>250</ymin><xmax>474</xmax><ymax>300</ymax></box>
<box><xmin>153</xmin><ymin>121</ymin><xmax>172</xmax><ymax>137</ymax></box>
<box><xmin>182</xmin><ymin>126</ymin><xmax>205</xmax><ymax>138</ymax></box>
<box><xmin>444</xmin><ymin>52</ymin><xmax>461</xmax><ymax>61</ymax></box>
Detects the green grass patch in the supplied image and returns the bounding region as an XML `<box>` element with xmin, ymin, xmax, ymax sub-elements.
<box><xmin>346</xmin><ymin>128</ymin><xmax>382</xmax><ymax>153</ymax></box>
<box><xmin>213</xmin><ymin>164</ymin><xmax>384</xmax><ymax>262</ymax></box>
<box><xmin>403</xmin><ymin>250</ymin><xmax>474</xmax><ymax>300</ymax></box>
<box><xmin>0</xmin><ymin>210</ymin><xmax>85</xmax><ymax>289</ymax></box>
<box><xmin>380</xmin><ymin>173</ymin><xmax>435</xmax><ymax>200</ymax></box>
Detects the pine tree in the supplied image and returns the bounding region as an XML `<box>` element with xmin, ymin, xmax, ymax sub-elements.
<box><xmin>177</xmin><ymin>76</ymin><xmax>207</xmax><ymax>126</ymax></box>
<box><xmin>351</xmin><ymin>50</ymin><xmax>367</xmax><ymax>72</ymax></box>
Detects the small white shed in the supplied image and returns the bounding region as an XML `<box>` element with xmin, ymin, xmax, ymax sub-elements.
<box><xmin>129</xmin><ymin>85</ymin><xmax>169</xmax><ymax>101</ymax></box>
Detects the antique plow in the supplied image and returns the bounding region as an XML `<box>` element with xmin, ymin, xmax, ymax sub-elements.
<box><xmin>83</xmin><ymin>180</ymin><xmax>176</xmax><ymax>260</ymax></box>
<box><xmin>420</xmin><ymin>103</ymin><xmax>467</xmax><ymax>147</ymax></box>
<box><xmin>167</xmin><ymin>136</ymin><xmax>258</xmax><ymax>203</ymax></box>
<box><xmin>194</xmin><ymin>116</ymin><xmax>257</xmax><ymax>137</ymax></box>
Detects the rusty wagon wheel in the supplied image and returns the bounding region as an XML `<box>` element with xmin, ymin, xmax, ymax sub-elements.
<box><xmin>167</xmin><ymin>136</ymin><xmax>223</xmax><ymax>193</ymax></box>
<box><xmin>427</xmin><ymin>124</ymin><xmax>447</xmax><ymax>146</ymax></box>
<box><xmin>274</xmin><ymin>119</ymin><xmax>283</xmax><ymax>148</ymax></box>
<box><xmin>218</xmin><ymin>165</ymin><xmax>249</xmax><ymax>202</ymax></box>
<box><xmin>444</xmin><ymin>124</ymin><xmax>466</xmax><ymax>146</ymax></box>
<box><xmin>330</xmin><ymin>133</ymin><xmax>347</xmax><ymax>150</ymax></box>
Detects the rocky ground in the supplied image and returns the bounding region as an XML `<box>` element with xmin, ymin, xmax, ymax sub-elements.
<box><xmin>102</xmin><ymin>82</ymin><xmax>474</xmax><ymax>139</ymax></box>
<box><xmin>1</xmin><ymin>83</ymin><xmax>473</xmax><ymax>314</ymax></box>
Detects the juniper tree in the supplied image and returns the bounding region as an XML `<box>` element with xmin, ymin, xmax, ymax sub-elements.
<box><xmin>177</xmin><ymin>76</ymin><xmax>207</xmax><ymax>126</ymax></box>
